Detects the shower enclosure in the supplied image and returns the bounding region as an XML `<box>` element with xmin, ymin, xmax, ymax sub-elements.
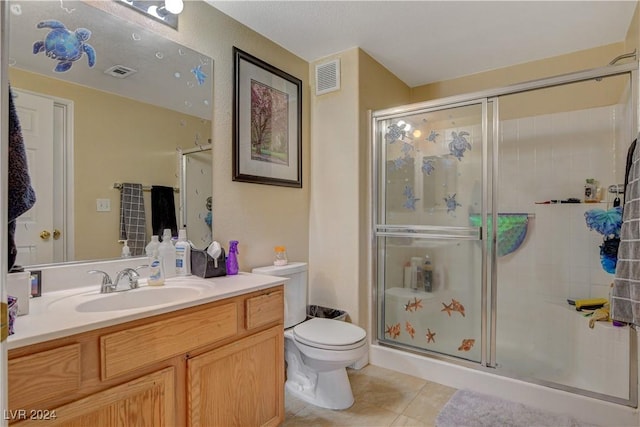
<box><xmin>372</xmin><ymin>62</ymin><xmax>638</xmax><ymax>407</ymax></box>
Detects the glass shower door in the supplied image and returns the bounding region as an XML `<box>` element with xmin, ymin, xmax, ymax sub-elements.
<box><xmin>374</xmin><ymin>100</ymin><xmax>490</xmax><ymax>364</ymax></box>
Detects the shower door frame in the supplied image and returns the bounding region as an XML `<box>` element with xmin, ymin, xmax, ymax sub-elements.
<box><xmin>371</xmin><ymin>61</ymin><xmax>638</xmax><ymax>407</ymax></box>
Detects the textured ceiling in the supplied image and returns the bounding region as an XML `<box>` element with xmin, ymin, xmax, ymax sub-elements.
<box><xmin>207</xmin><ymin>1</ymin><xmax>637</xmax><ymax>87</ymax></box>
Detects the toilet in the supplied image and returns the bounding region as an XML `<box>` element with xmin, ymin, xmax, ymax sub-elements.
<box><xmin>252</xmin><ymin>262</ymin><xmax>368</xmax><ymax>410</ymax></box>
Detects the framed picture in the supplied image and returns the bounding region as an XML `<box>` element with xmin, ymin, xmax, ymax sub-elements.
<box><xmin>233</xmin><ymin>47</ymin><xmax>302</xmax><ymax>188</ymax></box>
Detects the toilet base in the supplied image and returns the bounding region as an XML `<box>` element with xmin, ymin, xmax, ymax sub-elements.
<box><xmin>285</xmin><ymin>367</ymin><xmax>355</xmax><ymax>410</ymax></box>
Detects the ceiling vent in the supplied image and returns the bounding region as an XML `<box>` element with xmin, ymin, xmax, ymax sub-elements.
<box><xmin>104</xmin><ymin>65</ymin><xmax>138</xmax><ymax>79</ymax></box>
<box><xmin>315</xmin><ymin>59</ymin><xmax>340</xmax><ymax>95</ymax></box>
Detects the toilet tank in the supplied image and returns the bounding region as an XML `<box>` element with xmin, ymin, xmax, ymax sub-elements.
<box><xmin>251</xmin><ymin>262</ymin><xmax>308</xmax><ymax>328</ymax></box>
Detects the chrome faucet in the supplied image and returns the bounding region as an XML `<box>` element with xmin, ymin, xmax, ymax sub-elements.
<box><xmin>113</xmin><ymin>268</ymin><xmax>141</xmax><ymax>290</ymax></box>
<box><xmin>88</xmin><ymin>265</ymin><xmax>148</xmax><ymax>294</ymax></box>
<box><xmin>88</xmin><ymin>270</ymin><xmax>116</xmax><ymax>294</ymax></box>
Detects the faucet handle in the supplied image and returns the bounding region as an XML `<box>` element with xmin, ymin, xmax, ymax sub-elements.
<box><xmin>88</xmin><ymin>270</ymin><xmax>115</xmax><ymax>293</ymax></box>
<box><xmin>88</xmin><ymin>270</ymin><xmax>112</xmax><ymax>285</ymax></box>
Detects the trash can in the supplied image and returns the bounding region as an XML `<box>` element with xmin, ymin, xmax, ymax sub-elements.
<box><xmin>307</xmin><ymin>304</ymin><xmax>347</xmax><ymax>322</ymax></box>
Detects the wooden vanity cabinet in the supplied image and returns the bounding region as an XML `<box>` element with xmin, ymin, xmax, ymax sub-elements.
<box><xmin>7</xmin><ymin>286</ymin><xmax>284</xmax><ymax>427</ymax></box>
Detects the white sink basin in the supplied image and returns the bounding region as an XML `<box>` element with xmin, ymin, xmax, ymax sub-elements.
<box><xmin>75</xmin><ymin>287</ymin><xmax>202</xmax><ymax>312</ymax></box>
<box><xmin>46</xmin><ymin>283</ymin><xmax>208</xmax><ymax>313</ymax></box>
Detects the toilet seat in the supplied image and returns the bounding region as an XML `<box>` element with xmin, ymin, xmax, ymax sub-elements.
<box><xmin>293</xmin><ymin>318</ymin><xmax>367</xmax><ymax>351</ymax></box>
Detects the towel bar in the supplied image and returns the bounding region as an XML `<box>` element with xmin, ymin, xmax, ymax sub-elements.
<box><xmin>113</xmin><ymin>183</ymin><xmax>179</xmax><ymax>193</ymax></box>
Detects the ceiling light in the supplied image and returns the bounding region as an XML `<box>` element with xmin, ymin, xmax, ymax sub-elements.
<box><xmin>164</xmin><ymin>0</ymin><xmax>184</xmax><ymax>15</ymax></box>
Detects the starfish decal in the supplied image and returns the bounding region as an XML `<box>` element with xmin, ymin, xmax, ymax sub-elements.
<box><xmin>404</xmin><ymin>300</ymin><xmax>414</xmax><ymax>312</ymax></box>
<box><xmin>405</xmin><ymin>321</ymin><xmax>416</xmax><ymax>339</ymax></box>
<box><xmin>412</xmin><ymin>297</ymin><xmax>423</xmax><ymax>310</ymax></box>
<box><xmin>426</xmin><ymin>328</ymin><xmax>436</xmax><ymax>343</ymax></box>
<box><xmin>441</xmin><ymin>302</ymin><xmax>454</xmax><ymax>316</ymax></box>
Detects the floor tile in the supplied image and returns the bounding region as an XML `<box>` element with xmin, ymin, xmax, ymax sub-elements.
<box><xmin>401</xmin><ymin>381</ymin><xmax>457</xmax><ymax>425</ymax></box>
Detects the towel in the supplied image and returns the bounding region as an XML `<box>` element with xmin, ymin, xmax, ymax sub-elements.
<box><xmin>8</xmin><ymin>86</ymin><xmax>36</xmax><ymax>269</ymax></box>
<box><xmin>118</xmin><ymin>183</ymin><xmax>146</xmax><ymax>256</ymax></box>
<box><xmin>151</xmin><ymin>186</ymin><xmax>177</xmax><ymax>239</ymax></box>
<box><xmin>612</xmin><ymin>138</ymin><xmax>640</xmax><ymax>325</ymax></box>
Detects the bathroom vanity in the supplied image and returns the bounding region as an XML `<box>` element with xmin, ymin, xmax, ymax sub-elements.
<box><xmin>6</xmin><ymin>274</ymin><xmax>285</xmax><ymax>427</ymax></box>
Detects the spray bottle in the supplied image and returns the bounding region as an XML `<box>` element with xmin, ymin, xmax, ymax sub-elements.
<box><xmin>226</xmin><ymin>240</ymin><xmax>239</xmax><ymax>275</ymax></box>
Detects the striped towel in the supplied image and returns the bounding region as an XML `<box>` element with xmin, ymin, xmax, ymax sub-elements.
<box><xmin>612</xmin><ymin>138</ymin><xmax>640</xmax><ymax>326</ymax></box>
<box><xmin>119</xmin><ymin>183</ymin><xmax>146</xmax><ymax>256</ymax></box>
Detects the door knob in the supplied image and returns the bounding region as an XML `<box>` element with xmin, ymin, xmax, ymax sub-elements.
<box><xmin>53</xmin><ymin>229</ymin><xmax>61</xmax><ymax>240</ymax></box>
<box><xmin>40</xmin><ymin>230</ymin><xmax>51</xmax><ymax>240</ymax></box>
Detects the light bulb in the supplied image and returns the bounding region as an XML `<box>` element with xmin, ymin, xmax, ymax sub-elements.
<box><xmin>165</xmin><ymin>0</ymin><xmax>184</xmax><ymax>14</ymax></box>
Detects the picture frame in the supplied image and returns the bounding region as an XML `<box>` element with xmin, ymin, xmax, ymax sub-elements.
<box><xmin>30</xmin><ymin>270</ymin><xmax>41</xmax><ymax>297</ymax></box>
<box><xmin>233</xmin><ymin>47</ymin><xmax>303</xmax><ymax>188</ymax></box>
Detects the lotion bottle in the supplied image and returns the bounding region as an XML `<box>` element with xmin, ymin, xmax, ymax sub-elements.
<box><xmin>226</xmin><ymin>240</ymin><xmax>239</xmax><ymax>275</ymax></box>
<box><xmin>175</xmin><ymin>229</ymin><xmax>191</xmax><ymax>276</ymax></box>
<box><xmin>145</xmin><ymin>235</ymin><xmax>160</xmax><ymax>257</ymax></box>
<box><xmin>148</xmin><ymin>249</ymin><xmax>165</xmax><ymax>286</ymax></box>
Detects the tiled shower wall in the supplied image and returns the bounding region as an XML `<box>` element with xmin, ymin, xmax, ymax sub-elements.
<box><xmin>498</xmin><ymin>103</ymin><xmax>631</xmax><ymax>304</ymax></box>
<box><xmin>496</xmin><ymin>102</ymin><xmax>632</xmax><ymax>382</ymax></box>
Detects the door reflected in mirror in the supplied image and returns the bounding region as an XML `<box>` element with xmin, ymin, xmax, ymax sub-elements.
<box><xmin>8</xmin><ymin>1</ymin><xmax>213</xmax><ymax>267</ymax></box>
<box><xmin>180</xmin><ymin>145</ymin><xmax>213</xmax><ymax>249</ymax></box>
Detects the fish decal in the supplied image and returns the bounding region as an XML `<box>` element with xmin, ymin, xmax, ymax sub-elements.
<box><xmin>404</xmin><ymin>297</ymin><xmax>423</xmax><ymax>312</ymax></box>
<box><xmin>426</xmin><ymin>328</ymin><xmax>436</xmax><ymax>343</ymax></box>
<box><xmin>405</xmin><ymin>321</ymin><xmax>416</xmax><ymax>339</ymax></box>
<box><xmin>458</xmin><ymin>338</ymin><xmax>475</xmax><ymax>351</ymax></box>
<box><xmin>448</xmin><ymin>131</ymin><xmax>472</xmax><ymax>160</ymax></box>
<box><xmin>385</xmin><ymin>323</ymin><xmax>401</xmax><ymax>339</ymax></box>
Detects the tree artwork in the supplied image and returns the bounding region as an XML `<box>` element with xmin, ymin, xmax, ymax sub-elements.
<box><xmin>250</xmin><ymin>79</ymin><xmax>289</xmax><ymax>165</ymax></box>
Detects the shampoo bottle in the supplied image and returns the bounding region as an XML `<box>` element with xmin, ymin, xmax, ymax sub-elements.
<box><xmin>175</xmin><ymin>229</ymin><xmax>191</xmax><ymax>276</ymax></box>
<box><xmin>148</xmin><ymin>249</ymin><xmax>165</xmax><ymax>286</ymax></box>
<box><xmin>226</xmin><ymin>240</ymin><xmax>239</xmax><ymax>275</ymax></box>
<box><xmin>159</xmin><ymin>229</ymin><xmax>176</xmax><ymax>278</ymax></box>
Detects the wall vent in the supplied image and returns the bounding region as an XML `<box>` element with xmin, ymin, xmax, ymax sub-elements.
<box><xmin>104</xmin><ymin>65</ymin><xmax>138</xmax><ymax>79</ymax></box>
<box><xmin>315</xmin><ymin>59</ymin><xmax>340</xmax><ymax>95</ymax></box>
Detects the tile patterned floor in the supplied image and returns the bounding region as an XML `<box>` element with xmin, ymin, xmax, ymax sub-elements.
<box><xmin>283</xmin><ymin>365</ymin><xmax>457</xmax><ymax>427</ymax></box>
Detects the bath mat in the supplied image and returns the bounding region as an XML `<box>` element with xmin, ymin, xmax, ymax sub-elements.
<box><xmin>435</xmin><ymin>389</ymin><xmax>597</xmax><ymax>427</ymax></box>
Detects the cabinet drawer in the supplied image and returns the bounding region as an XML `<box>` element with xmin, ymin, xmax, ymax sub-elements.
<box><xmin>246</xmin><ymin>290</ymin><xmax>283</xmax><ymax>330</ymax></box>
<box><xmin>9</xmin><ymin>343</ymin><xmax>81</xmax><ymax>410</ymax></box>
<box><xmin>101</xmin><ymin>302</ymin><xmax>237</xmax><ymax>380</ymax></box>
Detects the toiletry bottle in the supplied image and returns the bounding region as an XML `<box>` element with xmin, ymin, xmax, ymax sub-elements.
<box><xmin>159</xmin><ymin>229</ymin><xmax>176</xmax><ymax>278</ymax></box>
<box><xmin>145</xmin><ymin>235</ymin><xmax>160</xmax><ymax>257</ymax></box>
<box><xmin>410</xmin><ymin>257</ymin><xmax>423</xmax><ymax>290</ymax></box>
<box><xmin>274</xmin><ymin>246</ymin><xmax>288</xmax><ymax>266</ymax></box>
<box><xmin>585</xmin><ymin>179</ymin><xmax>597</xmax><ymax>202</ymax></box>
<box><xmin>120</xmin><ymin>240</ymin><xmax>131</xmax><ymax>258</ymax></box>
<box><xmin>148</xmin><ymin>249</ymin><xmax>165</xmax><ymax>286</ymax></box>
<box><xmin>226</xmin><ymin>240</ymin><xmax>239</xmax><ymax>275</ymax></box>
<box><xmin>423</xmin><ymin>255</ymin><xmax>433</xmax><ymax>292</ymax></box>
<box><xmin>175</xmin><ymin>229</ymin><xmax>191</xmax><ymax>276</ymax></box>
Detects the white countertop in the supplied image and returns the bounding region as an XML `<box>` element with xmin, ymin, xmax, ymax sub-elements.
<box><xmin>7</xmin><ymin>272</ymin><xmax>286</xmax><ymax>350</ymax></box>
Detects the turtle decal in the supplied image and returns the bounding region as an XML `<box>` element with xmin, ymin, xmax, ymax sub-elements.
<box><xmin>448</xmin><ymin>131</ymin><xmax>471</xmax><ymax>161</ymax></box>
<box><xmin>33</xmin><ymin>20</ymin><xmax>96</xmax><ymax>72</ymax></box>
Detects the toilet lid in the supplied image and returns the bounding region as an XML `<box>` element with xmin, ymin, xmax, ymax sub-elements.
<box><xmin>293</xmin><ymin>318</ymin><xmax>366</xmax><ymax>350</ymax></box>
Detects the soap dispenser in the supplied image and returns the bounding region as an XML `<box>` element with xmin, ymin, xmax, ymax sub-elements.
<box><xmin>119</xmin><ymin>240</ymin><xmax>131</xmax><ymax>258</ymax></box>
<box><xmin>226</xmin><ymin>240</ymin><xmax>239</xmax><ymax>275</ymax></box>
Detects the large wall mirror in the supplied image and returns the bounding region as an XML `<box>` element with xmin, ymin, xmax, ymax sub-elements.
<box><xmin>8</xmin><ymin>0</ymin><xmax>213</xmax><ymax>267</ymax></box>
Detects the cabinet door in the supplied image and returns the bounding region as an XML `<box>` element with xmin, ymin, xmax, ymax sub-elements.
<box><xmin>187</xmin><ymin>325</ymin><xmax>284</xmax><ymax>427</ymax></box>
<box><xmin>13</xmin><ymin>367</ymin><xmax>175</xmax><ymax>427</ymax></box>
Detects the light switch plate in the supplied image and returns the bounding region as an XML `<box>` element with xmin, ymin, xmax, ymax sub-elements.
<box><xmin>96</xmin><ymin>198</ymin><xmax>111</xmax><ymax>212</ymax></box>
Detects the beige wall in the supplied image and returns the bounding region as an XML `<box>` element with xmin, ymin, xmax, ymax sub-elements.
<box><xmin>309</xmin><ymin>48</ymin><xmax>409</xmax><ymax>326</ymax></box>
<box><xmin>410</xmin><ymin>42</ymin><xmax>628</xmax><ymax>104</ymax></box>
<box><xmin>10</xmin><ymin>68</ymin><xmax>210</xmax><ymax>260</ymax></box>
<box><xmin>88</xmin><ymin>1</ymin><xmax>311</xmax><ymax>270</ymax></box>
